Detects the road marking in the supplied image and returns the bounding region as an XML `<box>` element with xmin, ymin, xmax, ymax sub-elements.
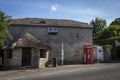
<box><xmin>41</xmin><ymin>72</ymin><xmax>58</xmax><ymax>76</ymax></box>
<box><xmin>41</xmin><ymin>69</ymin><xmax>80</xmax><ymax>76</ymax></box>
<box><xmin>67</xmin><ymin>69</ymin><xmax>79</xmax><ymax>72</ymax></box>
<box><xmin>90</xmin><ymin>67</ymin><xmax>98</xmax><ymax>70</ymax></box>
<box><xmin>8</xmin><ymin>76</ymin><xmax>26</xmax><ymax>80</ymax></box>
<box><xmin>40</xmin><ymin>67</ymin><xmax>100</xmax><ymax>77</ymax></box>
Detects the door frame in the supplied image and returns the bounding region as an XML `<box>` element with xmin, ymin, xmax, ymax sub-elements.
<box><xmin>22</xmin><ymin>47</ymin><xmax>32</xmax><ymax>66</ymax></box>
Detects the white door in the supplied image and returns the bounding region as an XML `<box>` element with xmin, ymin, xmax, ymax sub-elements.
<box><xmin>97</xmin><ymin>46</ymin><xmax>104</xmax><ymax>61</ymax></box>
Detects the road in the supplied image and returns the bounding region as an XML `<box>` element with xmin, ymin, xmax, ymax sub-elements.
<box><xmin>0</xmin><ymin>63</ymin><xmax>120</xmax><ymax>80</ymax></box>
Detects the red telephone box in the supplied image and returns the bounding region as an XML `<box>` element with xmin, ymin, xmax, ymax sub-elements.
<box><xmin>84</xmin><ymin>44</ymin><xmax>94</xmax><ymax>64</ymax></box>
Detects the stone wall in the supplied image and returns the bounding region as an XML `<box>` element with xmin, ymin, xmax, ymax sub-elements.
<box><xmin>9</xmin><ymin>26</ymin><xmax>92</xmax><ymax>64</ymax></box>
<box><xmin>4</xmin><ymin>48</ymin><xmax>22</xmax><ymax>68</ymax></box>
<box><xmin>31</xmin><ymin>48</ymin><xmax>39</xmax><ymax>67</ymax></box>
<box><xmin>4</xmin><ymin>48</ymin><xmax>49</xmax><ymax>68</ymax></box>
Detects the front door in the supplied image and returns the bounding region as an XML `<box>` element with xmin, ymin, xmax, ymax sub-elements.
<box><xmin>22</xmin><ymin>48</ymin><xmax>31</xmax><ymax>66</ymax></box>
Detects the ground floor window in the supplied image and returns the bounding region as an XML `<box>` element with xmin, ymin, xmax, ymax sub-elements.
<box><xmin>6</xmin><ymin>49</ymin><xmax>12</xmax><ymax>58</ymax></box>
<box><xmin>40</xmin><ymin>49</ymin><xmax>46</xmax><ymax>58</ymax></box>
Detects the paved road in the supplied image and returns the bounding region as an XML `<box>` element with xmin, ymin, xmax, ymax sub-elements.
<box><xmin>0</xmin><ymin>63</ymin><xmax>120</xmax><ymax>80</ymax></box>
<box><xmin>30</xmin><ymin>63</ymin><xmax>120</xmax><ymax>80</ymax></box>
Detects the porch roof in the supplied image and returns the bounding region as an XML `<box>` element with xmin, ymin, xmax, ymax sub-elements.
<box><xmin>4</xmin><ymin>33</ymin><xmax>51</xmax><ymax>49</ymax></box>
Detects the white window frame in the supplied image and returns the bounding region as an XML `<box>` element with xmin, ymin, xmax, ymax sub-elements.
<box><xmin>48</xmin><ymin>27</ymin><xmax>58</xmax><ymax>33</ymax></box>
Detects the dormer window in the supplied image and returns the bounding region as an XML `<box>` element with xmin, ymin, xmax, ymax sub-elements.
<box><xmin>48</xmin><ymin>27</ymin><xmax>58</xmax><ymax>34</ymax></box>
<box><xmin>40</xmin><ymin>21</ymin><xmax>46</xmax><ymax>24</ymax></box>
<box><xmin>31</xmin><ymin>20</ymin><xmax>46</xmax><ymax>24</ymax></box>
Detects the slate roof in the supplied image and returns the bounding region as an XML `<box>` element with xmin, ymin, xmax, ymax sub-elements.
<box><xmin>10</xmin><ymin>18</ymin><xmax>91</xmax><ymax>28</ymax></box>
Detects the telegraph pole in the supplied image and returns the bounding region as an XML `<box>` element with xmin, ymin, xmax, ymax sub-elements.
<box><xmin>61</xmin><ymin>42</ymin><xmax>64</xmax><ymax>66</ymax></box>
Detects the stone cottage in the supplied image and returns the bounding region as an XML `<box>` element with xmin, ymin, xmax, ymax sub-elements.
<box><xmin>4</xmin><ymin>33</ymin><xmax>50</xmax><ymax>68</ymax></box>
<box><xmin>2</xmin><ymin>18</ymin><xmax>92</xmax><ymax>68</ymax></box>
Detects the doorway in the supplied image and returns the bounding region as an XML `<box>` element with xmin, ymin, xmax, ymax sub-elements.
<box><xmin>0</xmin><ymin>48</ymin><xmax>4</xmax><ymax>65</ymax></box>
<box><xmin>22</xmin><ymin>48</ymin><xmax>31</xmax><ymax>66</ymax></box>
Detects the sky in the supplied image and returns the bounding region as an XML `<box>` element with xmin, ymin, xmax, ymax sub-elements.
<box><xmin>0</xmin><ymin>0</ymin><xmax>120</xmax><ymax>25</ymax></box>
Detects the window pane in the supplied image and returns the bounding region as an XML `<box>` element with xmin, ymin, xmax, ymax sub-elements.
<box><xmin>40</xmin><ymin>49</ymin><xmax>46</xmax><ymax>58</ymax></box>
<box><xmin>53</xmin><ymin>27</ymin><xmax>58</xmax><ymax>32</ymax></box>
<box><xmin>40</xmin><ymin>21</ymin><xmax>46</xmax><ymax>24</ymax></box>
<box><xmin>48</xmin><ymin>27</ymin><xmax>52</xmax><ymax>32</ymax></box>
<box><xmin>48</xmin><ymin>27</ymin><xmax>58</xmax><ymax>33</ymax></box>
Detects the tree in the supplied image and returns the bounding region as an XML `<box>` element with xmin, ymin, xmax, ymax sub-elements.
<box><xmin>0</xmin><ymin>11</ymin><xmax>12</xmax><ymax>47</ymax></box>
<box><xmin>110</xmin><ymin>18</ymin><xmax>120</xmax><ymax>26</ymax></box>
<box><xmin>90</xmin><ymin>18</ymin><xmax>106</xmax><ymax>39</ymax></box>
<box><xmin>98</xmin><ymin>25</ymin><xmax>120</xmax><ymax>39</ymax></box>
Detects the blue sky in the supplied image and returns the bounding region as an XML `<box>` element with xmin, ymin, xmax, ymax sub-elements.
<box><xmin>0</xmin><ymin>0</ymin><xmax>120</xmax><ymax>25</ymax></box>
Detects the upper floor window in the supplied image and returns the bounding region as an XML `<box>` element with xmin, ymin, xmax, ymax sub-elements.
<box><xmin>48</xmin><ymin>27</ymin><xmax>58</xmax><ymax>34</ymax></box>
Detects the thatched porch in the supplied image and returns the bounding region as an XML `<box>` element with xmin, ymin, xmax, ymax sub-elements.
<box><xmin>3</xmin><ymin>33</ymin><xmax>50</xmax><ymax>68</ymax></box>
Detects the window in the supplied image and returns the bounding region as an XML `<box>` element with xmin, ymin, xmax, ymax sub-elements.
<box><xmin>31</xmin><ymin>20</ymin><xmax>46</xmax><ymax>24</ymax></box>
<box><xmin>99</xmin><ymin>50</ymin><xmax>101</xmax><ymax>52</ymax></box>
<box><xmin>48</xmin><ymin>27</ymin><xmax>58</xmax><ymax>34</ymax></box>
<box><xmin>40</xmin><ymin>21</ymin><xmax>46</xmax><ymax>24</ymax></box>
<box><xmin>48</xmin><ymin>27</ymin><xmax>52</xmax><ymax>32</ymax></box>
<box><xmin>6</xmin><ymin>49</ymin><xmax>12</xmax><ymax>58</ymax></box>
<box><xmin>40</xmin><ymin>49</ymin><xmax>46</xmax><ymax>58</ymax></box>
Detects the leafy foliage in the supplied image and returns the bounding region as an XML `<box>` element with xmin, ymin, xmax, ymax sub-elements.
<box><xmin>0</xmin><ymin>11</ymin><xmax>12</xmax><ymax>47</ymax></box>
<box><xmin>110</xmin><ymin>18</ymin><xmax>120</xmax><ymax>26</ymax></box>
<box><xmin>93</xmin><ymin>18</ymin><xmax>120</xmax><ymax>60</ymax></box>
<box><xmin>94</xmin><ymin>37</ymin><xmax>120</xmax><ymax>59</ymax></box>
<box><xmin>98</xmin><ymin>25</ymin><xmax>120</xmax><ymax>39</ymax></box>
<box><xmin>90</xmin><ymin>18</ymin><xmax>106</xmax><ymax>39</ymax></box>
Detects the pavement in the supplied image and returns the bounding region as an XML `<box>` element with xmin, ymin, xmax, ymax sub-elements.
<box><xmin>0</xmin><ymin>63</ymin><xmax>120</xmax><ymax>80</ymax></box>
